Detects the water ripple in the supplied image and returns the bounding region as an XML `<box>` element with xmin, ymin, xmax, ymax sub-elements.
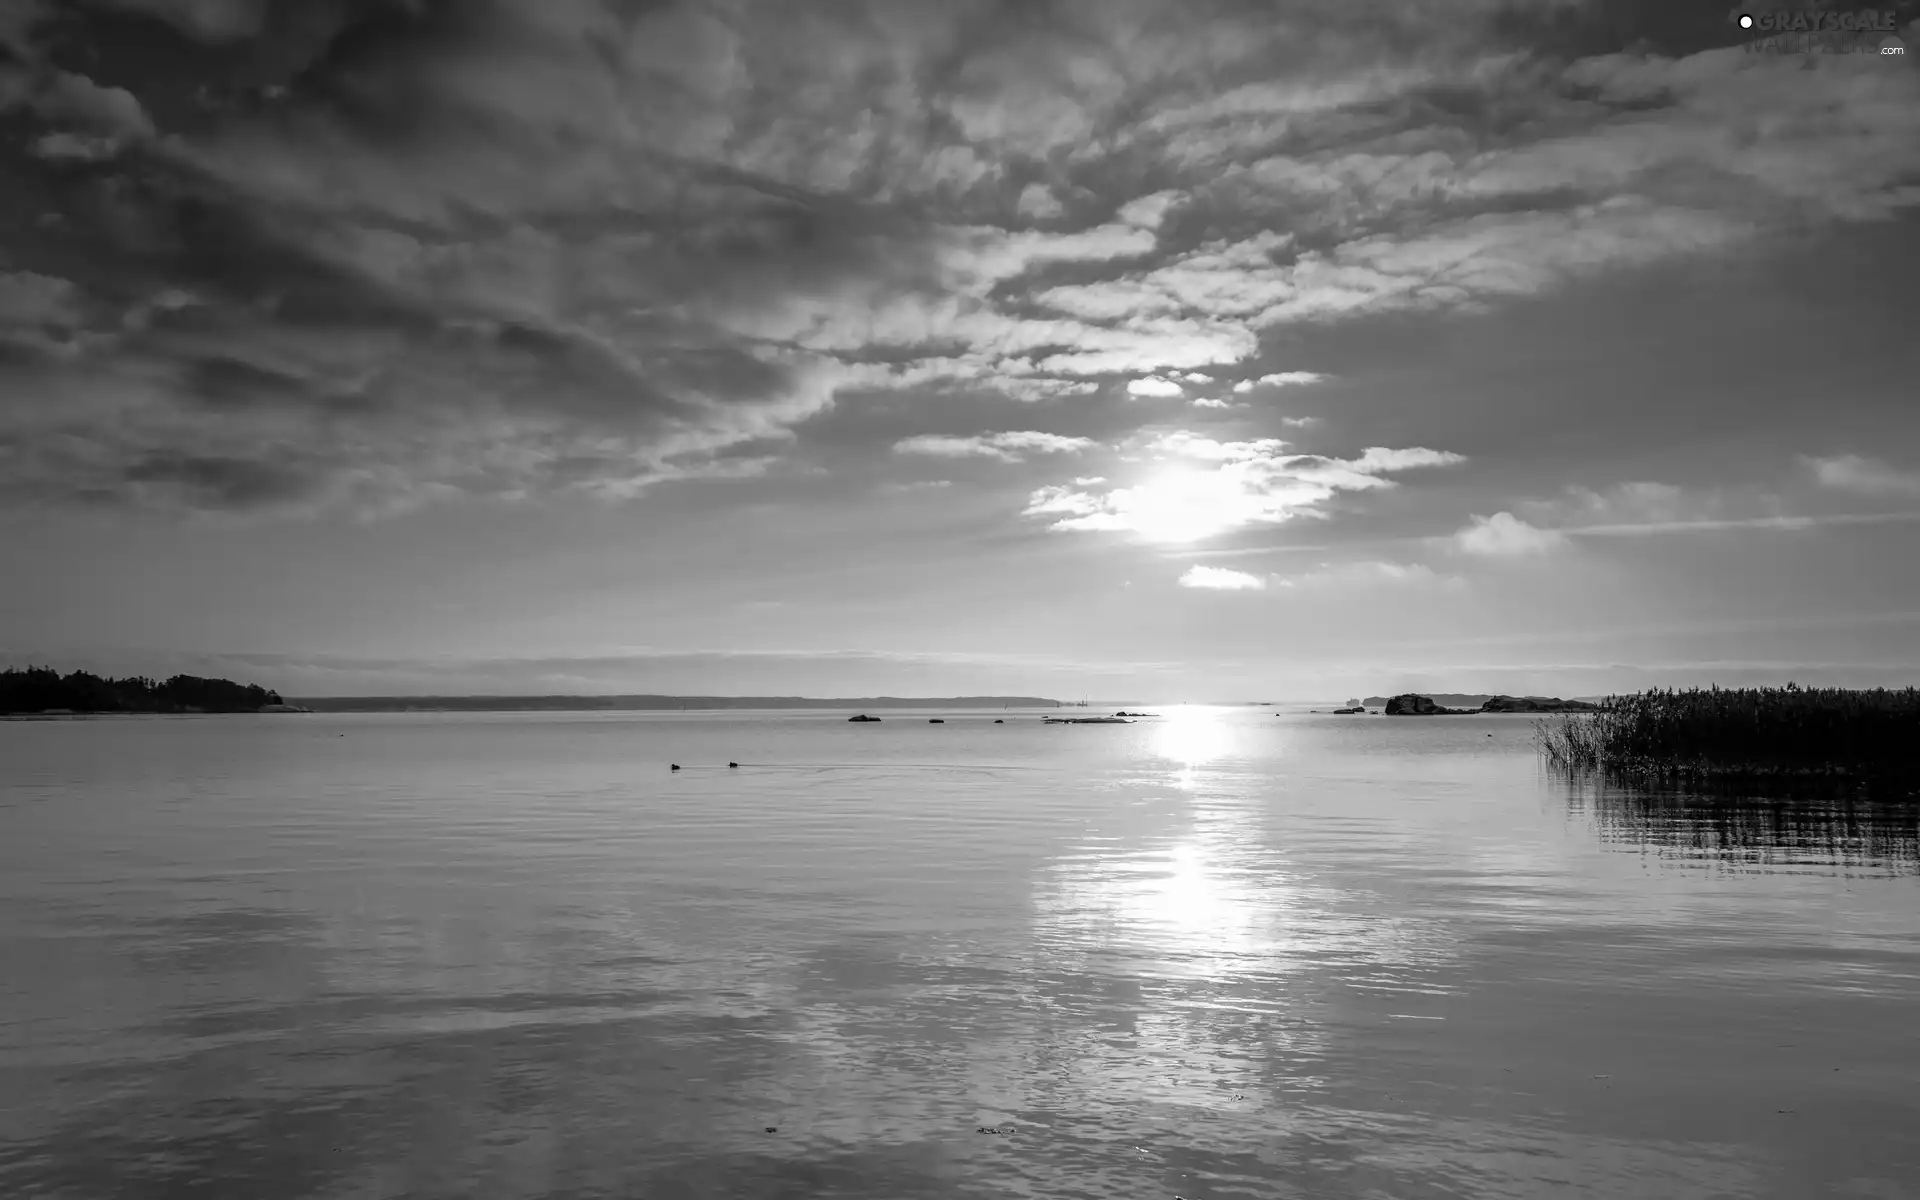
<box><xmin>2</xmin><ymin>709</ymin><xmax>1916</xmax><ymax>1197</ymax></box>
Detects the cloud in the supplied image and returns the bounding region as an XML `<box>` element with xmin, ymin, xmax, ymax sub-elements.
<box><xmin>1539</xmin><ymin>482</ymin><xmax>1706</xmax><ymax>525</ymax></box>
<box><xmin>892</xmin><ymin>430</ymin><xmax>1097</xmax><ymax>462</ymax></box>
<box><xmin>1027</xmin><ymin>198</ymin><xmax>1745</xmax><ymax>333</ymax></box>
<box><xmin>1126</xmin><ymin>377</ymin><xmax>1186</xmax><ymax>397</ymax></box>
<box><xmin>982</xmin><ymin>430</ymin><xmax>1100</xmax><ymax>456</ymax></box>
<box><xmin>1191</xmin><ymin>397</ymin><xmax>1241</xmax><ymax>409</ymax></box>
<box><xmin>0</xmin><ymin>63</ymin><xmax>155</xmax><ymax>154</ymax></box>
<box><xmin>936</xmin><ymin>223</ymin><xmax>1162</xmax><ymax>295</ymax></box>
<box><xmin>1150</xmin><ymin>432</ymin><xmax>1286</xmax><ymax>461</ymax></box>
<box><xmin>1016</xmin><ymin>183</ymin><xmax>1066</xmax><ymax>221</ymax></box>
<box><xmin>1268</xmin><ymin>200</ymin><xmax>1748</xmax><ymax>325</ymax></box>
<box><xmin>1027</xmin><ymin>431</ymin><xmax>1464</xmax><ymax>541</ymax></box>
<box><xmin>0</xmin><ymin>270</ymin><xmax>89</xmax><ymax>356</ymax></box>
<box><xmin>97</xmin><ymin>0</ymin><xmax>269</xmax><ymax>41</ymax></box>
<box><xmin>1453</xmin><ymin>512</ymin><xmax>1570</xmax><ymax>556</ymax></box>
<box><xmin>1033</xmin><ymin>231</ymin><xmax>1299</xmax><ymax>323</ymax></box>
<box><xmin>1510</xmin><ymin>48</ymin><xmax>1920</xmax><ymax>224</ymax></box>
<box><xmin>1</xmin><ymin>4</ymin><xmax>925</xmax><ymax>515</ymax></box>
<box><xmin>1196</xmin><ymin>46</ymin><xmax>1920</xmax><ymax>271</ymax></box>
<box><xmin>1178</xmin><ymin>565</ymin><xmax>1268</xmax><ymax>590</ymax></box>
<box><xmin>1348</xmin><ymin>446</ymin><xmax>1467</xmax><ymax>472</ymax></box>
<box><xmin>991</xmin><ymin>378</ymin><xmax>1103</xmax><ymax>402</ymax></box>
<box><xmin>1805</xmin><ymin>454</ymin><xmax>1920</xmax><ymax>497</ymax></box>
<box><xmin>1274</xmin><ymin>561</ymin><xmax>1464</xmax><ymax>590</ymax></box>
<box><xmin>1460</xmin><ymin>477</ymin><xmax>1920</xmax><ymax>545</ymax></box>
<box><xmin>4</xmin><ymin>0</ymin><xmax>1917</xmax><ymax>520</ymax></box>
<box><xmin>1234</xmin><ymin>372</ymin><xmax>1328</xmax><ymax>393</ymax></box>
<box><xmin>1116</xmin><ymin>190</ymin><xmax>1186</xmax><ymax>230</ymax></box>
<box><xmin>1514</xmin><ymin>480</ymin><xmax>1827</xmax><ymax>535</ymax></box>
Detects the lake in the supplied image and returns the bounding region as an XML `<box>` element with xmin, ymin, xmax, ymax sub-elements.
<box><xmin>2</xmin><ymin>708</ymin><xmax>1916</xmax><ymax>1199</ymax></box>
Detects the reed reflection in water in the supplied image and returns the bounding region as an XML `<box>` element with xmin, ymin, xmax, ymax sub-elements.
<box><xmin>1564</xmin><ymin>772</ymin><xmax>1920</xmax><ymax>877</ymax></box>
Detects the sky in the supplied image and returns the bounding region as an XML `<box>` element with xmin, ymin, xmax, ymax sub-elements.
<box><xmin>2</xmin><ymin>0</ymin><xmax>1919</xmax><ymax>701</ymax></box>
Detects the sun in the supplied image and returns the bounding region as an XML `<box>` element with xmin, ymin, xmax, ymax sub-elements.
<box><xmin>1151</xmin><ymin>705</ymin><xmax>1236</xmax><ymax>772</ymax></box>
<box><xmin>1121</xmin><ymin>466</ymin><xmax>1242</xmax><ymax>543</ymax></box>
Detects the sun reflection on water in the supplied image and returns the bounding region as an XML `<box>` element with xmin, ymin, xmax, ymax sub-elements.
<box><xmin>1020</xmin><ymin>708</ymin><xmax>1471</xmax><ymax>1118</ymax></box>
<box><xmin>1143</xmin><ymin>841</ymin><xmax>1254</xmax><ymax>951</ymax></box>
<box><xmin>1149</xmin><ymin>706</ymin><xmax>1238</xmax><ymax>783</ymax></box>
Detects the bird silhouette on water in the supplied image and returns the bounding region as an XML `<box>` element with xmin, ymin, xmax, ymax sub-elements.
<box><xmin>670</xmin><ymin>764</ymin><xmax>681</xmax><ymax>771</ymax></box>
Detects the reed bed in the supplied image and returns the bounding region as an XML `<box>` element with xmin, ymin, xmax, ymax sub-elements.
<box><xmin>1535</xmin><ymin>684</ymin><xmax>1920</xmax><ymax>793</ymax></box>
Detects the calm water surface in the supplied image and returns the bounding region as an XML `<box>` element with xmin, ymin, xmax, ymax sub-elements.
<box><xmin>2</xmin><ymin>708</ymin><xmax>1916</xmax><ymax>1198</ymax></box>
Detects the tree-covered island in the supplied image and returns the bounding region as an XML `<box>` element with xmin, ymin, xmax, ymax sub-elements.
<box><xmin>0</xmin><ymin>666</ymin><xmax>293</xmax><ymax>714</ymax></box>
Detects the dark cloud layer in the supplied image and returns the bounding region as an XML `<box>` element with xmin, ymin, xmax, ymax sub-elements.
<box><xmin>2</xmin><ymin>0</ymin><xmax>1917</xmax><ymax>514</ymax></box>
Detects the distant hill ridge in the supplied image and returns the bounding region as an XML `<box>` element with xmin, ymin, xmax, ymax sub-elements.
<box><xmin>293</xmin><ymin>694</ymin><xmax>1063</xmax><ymax>712</ymax></box>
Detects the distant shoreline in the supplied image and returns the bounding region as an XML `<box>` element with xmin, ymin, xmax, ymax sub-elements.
<box><xmin>285</xmin><ymin>695</ymin><xmax>1066</xmax><ymax>713</ymax></box>
<box><xmin>0</xmin><ymin>666</ymin><xmax>1067</xmax><ymax>716</ymax></box>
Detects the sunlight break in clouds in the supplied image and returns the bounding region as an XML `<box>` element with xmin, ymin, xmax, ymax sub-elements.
<box><xmin>1027</xmin><ymin>434</ymin><xmax>1465</xmax><ymax>543</ymax></box>
<box><xmin>892</xmin><ymin>431</ymin><xmax>1096</xmax><ymax>462</ymax></box>
<box><xmin>1454</xmin><ymin>512</ymin><xmax>1570</xmax><ymax>556</ymax></box>
<box><xmin>1179</xmin><ymin>565</ymin><xmax>1268</xmax><ymax>591</ymax></box>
